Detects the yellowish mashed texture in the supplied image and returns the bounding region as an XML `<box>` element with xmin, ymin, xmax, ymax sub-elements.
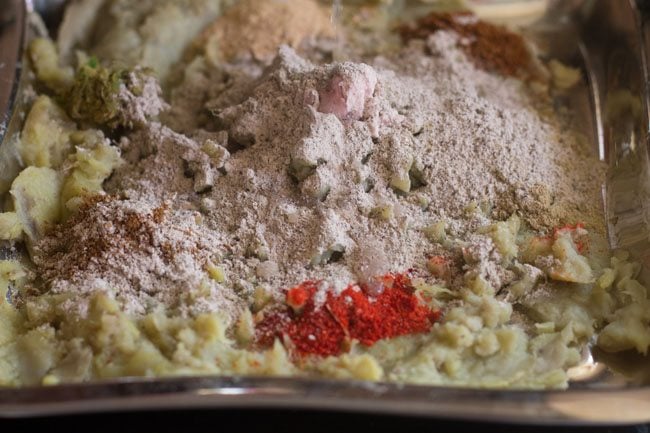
<box><xmin>0</xmin><ymin>235</ymin><xmax>647</xmax><ymax>387</ymax></box>
<box><xmin>0</xmin><ymin>0</ymin><xmax>648</xmax><ymax>389</ymax></box>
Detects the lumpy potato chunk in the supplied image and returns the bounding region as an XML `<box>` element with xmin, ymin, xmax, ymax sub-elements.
<box><xmin>19</xmin><ymin>96</ymin><xmax>76</xmax><ymax>169</ymax></box>
<box><xmin>10</xmin><ymin>166</ymin><xmax>63</xmax><ymax>242</ymax></box>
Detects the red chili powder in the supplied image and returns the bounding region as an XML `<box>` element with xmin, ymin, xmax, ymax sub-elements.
<box><xmin>553</xmin><ymin>222</ymin><xmax>588</xmax><ymax>253</ymax></box>
<box><xmin>255</xmin><ymin>273</ymin><xmax>441</xmax><ymax>357</ymax></box>
<box><xmin>529</xmin><ymin>222</ymin><xmax>589</xmax><ymax>254</ymax></box>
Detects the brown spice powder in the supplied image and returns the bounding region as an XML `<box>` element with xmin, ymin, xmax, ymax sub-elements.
<box><xmin>38</xmin><ymin>195</ymin><xmax>190</xmax><ymax>282</ymax></box>
<box><xmin>398</xmin><ymin>12</ymin><xmax>533</xmax><ymax>79</ymax></box>
<box><xmin>31</xmin><ymin>193</ymin><xmax>244</xmax><ymax>319</ymax></box>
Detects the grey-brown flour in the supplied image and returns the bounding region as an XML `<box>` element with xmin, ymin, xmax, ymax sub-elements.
<box><xmin>35</xmin><ymin>32</ymin><xmax>606</xmax><ymax>321</ymax></box>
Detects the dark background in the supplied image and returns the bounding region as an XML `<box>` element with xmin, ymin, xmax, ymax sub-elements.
<box><xmin>2</xmin><ymin>410</ymin><xmax>650</xmax><ymax>433</ymax></box>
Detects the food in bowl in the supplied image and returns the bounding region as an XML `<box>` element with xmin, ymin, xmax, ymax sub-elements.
<box><xmin>0</xmin><ymin>0</ymin><xmax>646</xmax><ymax>388</ymax></box>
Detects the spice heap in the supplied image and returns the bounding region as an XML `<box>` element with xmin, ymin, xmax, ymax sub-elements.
<box><xmin>33</xmin><ymin>30</ymin><xmax>604</xmax><ymax>325</ymax></box>
<box><xmin>34</xmin><ymin>195</ymin><xmax>243</xmax><ymax>318</ymax></box>
<box><xmin>194</xmin><ymin>0</ymin><xmax>335</xmax><ymax>62</ymax></box>
<box><xmin>398</xmin><ymin>11</ymin><xmax>536</xmax><ymax>79</ymax></box>
<box><xmin>1</xmin><ymin>1</ymin><xmax>628</xmax><ymax>389</ymax></box>
<box><xmin>256</xmin><ymin>273</ymin><xmax>441</xmax><ymax>357</ymax></box>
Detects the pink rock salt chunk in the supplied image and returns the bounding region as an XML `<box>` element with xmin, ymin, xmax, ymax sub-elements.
<box><xmin>318</xmin><ymin>64</ymin><xmax>378</xmax><ymax>121</ymax></box>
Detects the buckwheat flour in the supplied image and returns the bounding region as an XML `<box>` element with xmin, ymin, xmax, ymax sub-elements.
<box><xmin>33</xmin><ymin>30</ymin><xmax>605</xmax><ymax>321</ymax></box>
<box><xmin>34</xmin><ymin>195</ymin><xmax>243</xmax><ymax>320</ymax></box>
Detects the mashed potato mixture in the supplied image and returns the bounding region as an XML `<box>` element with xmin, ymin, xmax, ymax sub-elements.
<box><xmin>0</xmin><ymin>0</ymin><xmax>648</xmax><ymax>388</ymax></box>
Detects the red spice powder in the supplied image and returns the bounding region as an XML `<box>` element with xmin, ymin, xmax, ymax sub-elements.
<box><xmin>553</xmin><ymin>222</ymin><xmax>588</xmax><ymax>253</ymax></box>
<box><xmin>528</xmin><ymin>222</ymin><xmax>589</xmax><ymax>256</ymax></box>
<box><xmin>553</xmin><ymin>222</ymin><xmax>586</xmax><ymax>237</ymax></box>
<box><xmin>255</xmin><ymin>273</ymin><xmax>441</xmax><ymax>357</ymax></box>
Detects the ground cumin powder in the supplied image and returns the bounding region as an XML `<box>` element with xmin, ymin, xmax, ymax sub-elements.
<box><xmin>398</xmin><ymin>11</ymin><xmax>533</xmax><ymax>78</ymax></box>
